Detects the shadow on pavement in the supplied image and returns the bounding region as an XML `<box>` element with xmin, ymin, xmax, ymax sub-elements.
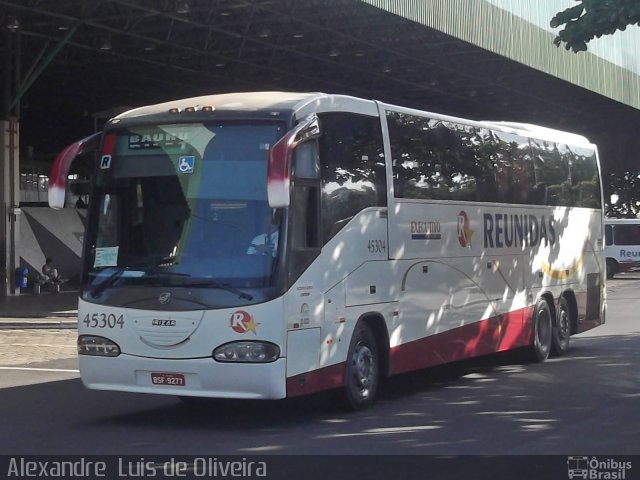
<box><xmin>0</xmin><ymin>289</ymin><xmax>78</xmax><ymax>319</ymax></box>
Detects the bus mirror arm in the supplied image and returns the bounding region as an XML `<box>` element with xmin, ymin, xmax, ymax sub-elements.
<box><xmin>267</xmin><ymin>114</ymin><xmax>319</xmax><ymax>208</ymax></box>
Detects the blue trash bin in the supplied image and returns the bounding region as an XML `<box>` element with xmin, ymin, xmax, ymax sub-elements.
<box><xmin>15</xmin><ymin>267</ymin><xmax>28</xmax><ymax>290</ymax></box>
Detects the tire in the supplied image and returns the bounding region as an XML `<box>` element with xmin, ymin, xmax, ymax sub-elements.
<box><xmin>527</xmin><ymin>298</ymin><xmax>553</xmax><ymax>362</ymax></box>
<box><xmin>606</xmin><ymin>259</ymin><xmax>617</xmax><ymax>279</ymax></box>
<box><xmin>343</xmin><ymin>323</ymin><xmax>379</xmax><ymax>410</ymax></box>
<box><xmin>551</xmin><ymin>296</ymin><xmax>571</xmax><ymax>356</ymax></box>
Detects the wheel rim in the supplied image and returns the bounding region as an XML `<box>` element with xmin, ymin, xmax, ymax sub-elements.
<box><xmin>537</xmin><ymin>307</ymin><xmax>552</xmax><ymax>353</ymax></box>
<box><xmin>350</xmin><ymin>341</ymin><xmax>375</xmax><ymax>399</ymax></box>
<box><xmin>557</xmin><ymin>307</ymin><xmax>570</xmax><ymax>345</ymax></box>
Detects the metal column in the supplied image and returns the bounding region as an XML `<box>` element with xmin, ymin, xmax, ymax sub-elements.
<box><xmin>0</xmin><ymin>119</ymin><xmax>20</xmax><ymax>296</ymax></box>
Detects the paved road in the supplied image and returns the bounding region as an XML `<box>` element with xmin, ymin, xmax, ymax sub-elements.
<box><xmin>0</xmin><ymin>329</ymin><xmax>77</xmax><ymax>388</ymax></box>
<box><xmin>1</xmin><ymin>276</ymin><xmax>639</xmax><ymax>457</ymax></box>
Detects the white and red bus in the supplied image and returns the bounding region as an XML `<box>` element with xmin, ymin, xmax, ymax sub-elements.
<box><xmin>50</xmin><ymin>92</ymin><xmax>606</xmax><ymax>408</ymax></box>
<box><xmin>604</xmin><ymin>218</ymin><xmax>640</xmax><ymax>278</ymax></box>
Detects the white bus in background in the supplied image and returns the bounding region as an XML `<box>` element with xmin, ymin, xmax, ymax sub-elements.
<box><xmin>50</xmin><ymin>92</ymin><xmax>606</xmax><ymax>409</ymax></box>
<box><xmin>604</xmin><ymin>218</ymin><xmax>640</xmax><ymax>278</ymax></box>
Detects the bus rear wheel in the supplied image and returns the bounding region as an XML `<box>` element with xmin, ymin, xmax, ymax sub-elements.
<box><xmin>343</xmin><ymin>323</ymin><xmax>379</xmax><ymax>410</ymax></box>
<box><xmin>551</xmin><ymin>296</ymin><xmax>571</xmax><ymax>356</ymax></box>
<box><xmin>527</xmin><ymin>298</ymin><xmax>552</xmax><ymax>362</ymax></box>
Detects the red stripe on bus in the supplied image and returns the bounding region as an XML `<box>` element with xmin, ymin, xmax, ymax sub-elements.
<box><xmin>286</xmin><ymin>306</ymin><xmax>535</xmax><ymax>397</ymax></box>
<box><xmin>286</xmin><ymin>363</ymin><xmax>345</xmax><ymax>398</ymax></box>
<box><xmin>389</xmin><ymin>306</ymin><xmax>534</xmax><ymax>375</ymax></box>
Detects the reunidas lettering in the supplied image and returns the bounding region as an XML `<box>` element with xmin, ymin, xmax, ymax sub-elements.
<box><xmin>483</xmin><ymin>213</ymin><xmax>556</xmax><ymax>248</ymax></box>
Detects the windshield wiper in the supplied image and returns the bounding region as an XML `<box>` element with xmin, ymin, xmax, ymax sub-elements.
<box><xmin>145</xmin><ymin>269</ymin><xmax>191</xmax><ymax>277</ymax></box>
<box><xmin>89</xmin><ymin>257</ymin><xmax>190</xmax><ymax>297</ymax></box>
<box><xmin>174</xmin><ymin>280</ymin><xmax>253</xmax><ymax>301</ymax></box>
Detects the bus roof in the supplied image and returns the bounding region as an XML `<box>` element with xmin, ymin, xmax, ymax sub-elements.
<box><xmin>112</xmin><ymin>91</ymin><xmax>596</xmax><ymax>149</ymax></box>
<box><xmin>113</xmin><ymin>92</ymin><xmax>333</xmax><ymax>120</ymax></box>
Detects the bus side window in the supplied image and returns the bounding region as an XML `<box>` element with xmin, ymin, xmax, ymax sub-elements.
<box><xmin>528</xmin><ymin>182</ymin><xmax>548</xmax><ymax>205</ymax></box>
<box><xmin>510</xmin><ymin>157</ymin><xmax>531</xmax><ymax>204</ymax></box>
<box><xmin>287</xmin><ymin>182</ymin><xmax>320</xmax><ymax>286</ymax></box>
<box><xmin>614</xmin><ymin>225</ymin><xmax>640</xmax><ymax>246</ymax></box>
<box><xmin>291</xmin><ymin>140</ymin><xmax>321</xmax><ymax>251</ymax></box>
<box><xmin>318</xmin><ymin>112</ymin><xmax>386</xmax><ymax>244</ymax></box>
<box><xmin>476</xmin><ymin>174</ymin><xmax>497</xmax><ymax>202</ymax></box>
<box><xmin>286</xmin><ymin>140</ymin><xmax>322</xmax><ymax>285</ymax></box>
<box><xmin>605</xmin><ymin>225</ymin><xmax>613</xmax><ymax>246</ymax></box>
<box><xmin>291</xmin><ymin>185</ymin><xmax>320</xmax><ymax>250</ymax></box>
<box><xmin>495</xmin><ymin>160</ymin><xmax>511</xmax><ymax>203</ymax></box>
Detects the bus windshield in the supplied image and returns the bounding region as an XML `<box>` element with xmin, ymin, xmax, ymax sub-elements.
<box><xmin>84</xmin><ymin>121</ymin><xmax>285</xmax><ymax>297</ymax></box>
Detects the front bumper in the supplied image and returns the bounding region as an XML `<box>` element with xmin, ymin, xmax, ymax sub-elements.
<box><xmin>78</xmin><ymin>354</ymin><xmax>287</xmax><ymax>399</ymax></box>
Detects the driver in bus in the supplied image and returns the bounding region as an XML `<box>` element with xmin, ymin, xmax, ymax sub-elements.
<box><xmin>247</xmin><ymin>212</ymin><xmax>279</xmax><ymax>257</ymax></box>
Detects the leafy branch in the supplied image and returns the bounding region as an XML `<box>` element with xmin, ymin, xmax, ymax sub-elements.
<box><xmin>551</xmin><ymin>0</ymin><xmax>640</xmax><ymax>52</ymax></box>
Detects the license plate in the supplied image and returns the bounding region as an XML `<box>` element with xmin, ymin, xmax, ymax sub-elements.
<box><xmin>151</xmin><ymin>372</ymin><xmax>186</xmax><ymax>386</ymax></box>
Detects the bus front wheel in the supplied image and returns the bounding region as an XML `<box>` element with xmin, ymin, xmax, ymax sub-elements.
<box><xmin>343</xmin><ymin>323</ymin><xmax>379</xmax><ymax>410</ymax></box>
<box><xmin>527</xmin><ymin>298</ymin><xmax>552</xmax><ymax>362</ymax></box>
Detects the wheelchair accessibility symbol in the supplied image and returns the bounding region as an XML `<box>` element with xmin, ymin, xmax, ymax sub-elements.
<box><xmin>178</xmin><ymin>155</ymin><xmax>195</xmax><ymax>174</ymax></box>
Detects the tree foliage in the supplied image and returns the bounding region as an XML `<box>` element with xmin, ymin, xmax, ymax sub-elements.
<box><xmin>605</xmin><ymin>171</ymin><xmax>640</xmax><ymax>218</ymax></box>
<box><xmin>551</xmin><ymin>0</ymin><xmax>640</xmax><ymax>52</ymax></box>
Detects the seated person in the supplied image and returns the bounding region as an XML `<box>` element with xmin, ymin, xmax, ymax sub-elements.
<box><xmin>75</xmin><ymin>196</ymin><xmax>87</xmax><ymax>209</ymax></box>
<box><xmin>41</xmin><ymin>258</ymin><xmax>61</xmax><ymax>283</ymax></box>
<box><xmin>247</xmin><ymin>214</ymin><xmax>279</xmax><ymax>257</ymax></box>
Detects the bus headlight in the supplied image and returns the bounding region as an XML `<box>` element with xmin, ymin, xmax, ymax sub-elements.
<box><xmin>213</xmin><ymin>341</ymin><xmax>280</xmax><ymax>363</ymax></box>
<box><xmin>77</xmin><ymin>335</ymin><xmax>121</xmax><ymax>357</ymax></box>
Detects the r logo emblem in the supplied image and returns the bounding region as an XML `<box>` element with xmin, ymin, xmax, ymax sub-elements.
<box><xmin>230</xmin><ymin>310</ymin><xmax>259</xmax><ymax>334</ymax></box>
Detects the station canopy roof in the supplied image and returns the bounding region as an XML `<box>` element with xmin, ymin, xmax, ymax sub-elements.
<box><xmin>2</xmin><ymin>0</ymin><xmax>639</xmax><ymax>173</ymax></box>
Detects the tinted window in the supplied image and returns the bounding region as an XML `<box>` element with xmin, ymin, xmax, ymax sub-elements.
<box><xmin>605</xmin><ymin>225</ymin><xmax>613</xmax><ymax>246</ymax></box>
<box><xmin>489</xmin><ymin>130</ymin><xmax>536</xmax><ymax>204</ymax></box>
<box><xmin>319</xmin><ymin>113</ymin><xmax>386</xmax><ymax>243</ymax></box>
<box><xmin>530</xmin><ymin>141</ymin><xmax>601</xmax><ymax>208</ymax></box>
<box><xmin>386</xmin><ymin>110</ymin><xmax>601</xmax><ymax>208</ymax></box>
<box><xmin>613</xmin><ymin>225</ymin><xmax>640</xmax><ymax>246</ymax></box>
<box><xmin>86</xmin><ymin>122</ymin><xmax>284</xmax><ymax>297</ymax></box>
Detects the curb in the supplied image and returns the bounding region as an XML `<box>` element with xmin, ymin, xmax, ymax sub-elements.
<box><xmin>0</xmin><ymin>322</ymin><xmax>78</xmax><ymax>330</ymax></box>
<box><xmin>0</xmin><ymin>317</ymin><xmax>77</xmax><ymax>330</ymax></box>
<box><xmin>0</xmin><ymin>312</ymin><xmax>77</xmax><ymax>318</ymax></box>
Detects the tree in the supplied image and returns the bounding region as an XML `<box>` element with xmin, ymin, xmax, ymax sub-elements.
<box><xmin>605</xmin><ymin>171</ymin><xmax>640</xmax><ymax>218</ymax></box>
<box><xmin>551</xmin><ymin>0</ymin><xmax>640</xmax><ymax>52</ymax></box>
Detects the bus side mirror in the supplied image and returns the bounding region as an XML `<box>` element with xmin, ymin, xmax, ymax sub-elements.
<box><xmin>267</xmin><ymin>114</ymin><xmax>319</xmax><ymax>208</ymax></box>
<box><xmin>48</xmin><ymin>132</ymin><xmax>101</xmax><ymax>209</ymax></box>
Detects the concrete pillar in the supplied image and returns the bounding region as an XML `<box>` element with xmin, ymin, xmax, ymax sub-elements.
<box><xmin>0</xmin><ymin>119</ymin><xmax>20</xmax><ymax>296</ymax></box>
